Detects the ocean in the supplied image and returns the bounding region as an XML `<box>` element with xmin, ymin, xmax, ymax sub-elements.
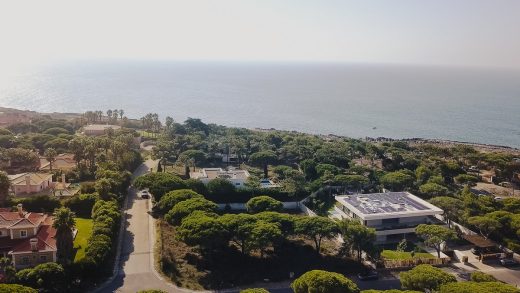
<box><xmin>0</xmin><ymin>60</ymin><xmax>519</xmax><ymax>147</ymax></box>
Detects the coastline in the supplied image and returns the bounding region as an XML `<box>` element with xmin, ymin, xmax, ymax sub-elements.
<box><xmin>1</xmin><ymin>106</ymin><xmax>518</xmax><ymax>154</ymax></box>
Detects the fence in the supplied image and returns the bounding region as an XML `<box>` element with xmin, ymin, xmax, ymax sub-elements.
<box><xmin>383</xmin><ymin>257</ymin><xmax>451</xmax><ymax>269</ymax></box>
<box><xmin>216</xmin><ymin>201</ymin><xmax>301</xmax><ymax>211</ymax></box>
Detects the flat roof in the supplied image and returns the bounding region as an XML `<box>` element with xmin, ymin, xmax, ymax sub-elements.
<box><xmin>191</xmin><ymin>168</ymin><xmax>250</xmax><ymax>180</ymax></box>
<box><xmin>84</xmin><ymin>124</ymin><xmax>121</xmax><ymax>131</ymax></box>
<box><xmin>336</xmin><ymin>192</ymin><xmax>443</xmax><ymax>220</ymax></box>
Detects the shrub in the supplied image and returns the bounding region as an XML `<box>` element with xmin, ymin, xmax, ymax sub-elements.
<box><xmin>15</xmin><ymin>262</ymin><xmax>66</xmax><ymax>292</ymax></box>
<box><xmin>470</xmin><ymin>271</ymin><xmax>498</xmax><ymax>282</ymax></box>
<box><xmin>440</xmin><ymin>281</ymin><xmax>519</xmax><ymax>293</ymax></box>
<box><xmin>184</xmin><ymin>178</ymin><xmax>207</xmax><ymax>194</ymax></box>
<box><xmin>84</xmin><ymin>200</ymin><xmax>121</xmax><ymax>269</ymax></box>
<box><xmin>80</xmin><ymin>182</ymin><xmax>97</xmax><ymax>193</ymax></box>
<box><xmin>0</xmin><ymin>284</ymin><xmax>37</xmax><ymax>293</ymax></box>
<box><xmin>246</xmin><ymin>196</ymin><xmax>283</xmax><ymax>213</ymax></box>
<box><xmin>64</xmin><ymin>193</ymin><xmax>98</xmax><ymax>218</ymax></box>
<box><xmin>291</xmin><ymin>270</ymin><xmax>359</xmax><ymax>293</ymax></box>
<box><xmin>13</xmin><ymin>195</ymin><xmax>61</xmax><ymax>213</ymax></box>
<box><xmin>207</xmin><ymin>178</ymin><xmax>236</xmax><ymax>199</ymax></box>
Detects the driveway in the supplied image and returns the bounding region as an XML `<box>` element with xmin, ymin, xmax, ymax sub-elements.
<box><xmin>452</xmin><ymin>246</ymin><xmax>520</xmax><ymax>286</ymax></box>
<box><xmin>97</xmin><ymin>159</ymin><xmax>188</xmax><ymax>293</ymax></box>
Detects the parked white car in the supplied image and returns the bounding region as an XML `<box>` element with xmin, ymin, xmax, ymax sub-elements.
<box><xmin>139</xmin><ymin>190</ymin><xmax>150</xmax><ymax>199</ymax></box>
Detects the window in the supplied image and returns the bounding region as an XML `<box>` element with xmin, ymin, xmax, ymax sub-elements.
<box><xmin>40</xmin><ymin>255</ymin><xmax>47</xmax><ymax>262</ymax></box>
<box><xmin>235</xmin><ymin>183</ymin><xmax>241</xmax><ymax>186</ymax></box>
<box><xmin>381</xmin><ymin>218</ymin><xmax>400</xmax><ymax>225</ymax></box>
<box><xmin>21</xmin><ymin>256</ymin><xmax>29</xmax><ymax>264</ymax></box>
<box><xmin>20</xmin><ymin>230</ymin><xmax>27</xmax><ymax>238</ymax></box>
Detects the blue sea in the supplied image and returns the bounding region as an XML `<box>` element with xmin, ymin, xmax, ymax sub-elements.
<box><xmin>0</xmin><ymin>60</ymin><xmax>519</xmax><ymax>147</ymax></box>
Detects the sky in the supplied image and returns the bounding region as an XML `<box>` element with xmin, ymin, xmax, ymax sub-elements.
<box><xmin>0</xmin><ymin>0</ymin><xmax>519</xmax><ymax>69</ymax></box>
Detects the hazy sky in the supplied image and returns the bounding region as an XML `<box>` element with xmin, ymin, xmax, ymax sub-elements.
<box><xmin>1</xmin><ymin>0</ymin><xmax>519</xmax><ymax>69</ymax></box>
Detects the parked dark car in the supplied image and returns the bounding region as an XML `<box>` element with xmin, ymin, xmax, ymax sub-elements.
<box><xmin>500</xmin><ymin>258</ymin><xmax>519</xmax><ymax>267</ymax></box>
<box><xmin>357</xmin><ymin>270</ymin><xmax>379</xmax><ymax>281</ymax></box>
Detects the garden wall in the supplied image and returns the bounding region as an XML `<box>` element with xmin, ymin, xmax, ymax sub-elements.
<box><xmin>383</xmin><ymin>257</ymin><xmax>451</xmax><ymax>269</ymax></box>
<box><xmin>216</xmin><ymin>201</ymin><xmax>301</xmax><ymax>211</ymax></box>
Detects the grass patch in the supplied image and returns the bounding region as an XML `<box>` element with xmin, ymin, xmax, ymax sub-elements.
<box><xmin>381</xmin><ymin>250</ymin><xmax>435</xmax><ymax>260</ymax></box>
<box><xmin>73</xmin><ymin>218</ymin><xmax>93</xmax><ymax>262</ymax></box>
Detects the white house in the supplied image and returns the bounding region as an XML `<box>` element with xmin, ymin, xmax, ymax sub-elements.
<box><xmin>190</xmin><ymin>167</ymin><xmax>250</xmax><ymax>188</ymax></box>
<box><xmin>334</xmin><ymin>192</ymin><xmax>444</xmax><ymax>243</ymax></box>
<box><xmin>82</xmin><ymin>124</ymin><xmax>121</xmax><ymax>136</ymax></box>
<box><xmin>8</xmin><ymin>173</ymin><xmax>54</xmax><ymax>196</ymax></box>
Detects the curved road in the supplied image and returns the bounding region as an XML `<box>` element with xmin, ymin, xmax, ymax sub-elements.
<box><xmin>97</xmin><ymin>159</ymin><xmax>185</xmax><ymax>293</ymax></box>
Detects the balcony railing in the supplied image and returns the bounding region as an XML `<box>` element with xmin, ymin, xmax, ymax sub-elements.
<box><xmin>372</xmin><ymin>217</ymin><xmax>445</xmax><ymax>231</ymax></box>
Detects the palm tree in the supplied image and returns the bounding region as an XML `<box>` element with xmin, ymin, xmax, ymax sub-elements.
<box><xmin>0</xmin><ymin>257</ymin><xmax>15</xmax><ymax>283</ymax></box>
<box><xmin>112</xmin><ymin>109</ymin><xmax>119</xmax><ymax>122</ymax></box>
<box><xmin>44</xmin><ymin>148</ymin><xmax>58</xmax><ymax>171</ymax></box>
<box><xmin>52</xmin><ymin>208</ymin><xmax>76</xmax><ymax>265</ymax></box>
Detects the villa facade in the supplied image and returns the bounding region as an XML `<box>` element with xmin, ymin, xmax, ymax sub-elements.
<box><xmin>334</xmin><ymin>192</ymin><xmax>444</xmax><ymax>242</ymax></box>
<box><xmin>190</xmin><ymin>167</ymin><xmax>250</xmax><ymax>188</ymax></box>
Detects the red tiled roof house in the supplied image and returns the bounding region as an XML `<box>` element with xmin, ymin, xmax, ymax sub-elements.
<box><xmin>0</xmin><ymin>205</ymin><xmax>57</xmax><ymax>269</ymax></box>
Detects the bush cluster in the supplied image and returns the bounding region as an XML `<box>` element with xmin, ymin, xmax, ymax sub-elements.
<box><xmin>135</xmin><ymin>172</ymin><xmax>303</xmax><ymax>204</ymax></box>
<box><xmin>63</xmin><ymin>193</ymin><xmax>98</xmax><ymax>218</ymax></box>
<box><xmin>78</xmin><ymin>200</ymin><xmax>121</xmax><ymax>276</ymax></box>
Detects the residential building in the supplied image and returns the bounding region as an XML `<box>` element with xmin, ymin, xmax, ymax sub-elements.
<box><xmin>8</xmin><ymin>173</ymin><xmax>53</xmax><ymax>196</ymax></box>
<box><xmin>53</xmin><ymin>174</ymin><xmax>79</xmax><ymax>197</ymax></box>
<box><xmin>82</xmin><ymin>124</ymin><xmax>121</xmax><ymax>136</ymax></box>
<box><xmin>215</xmin><ymin>153</ymin><xmax>239</xmax><ymax>164</ymax></box>
<box><xmin>39</xmin><ymin>153</ymin><xmax>77</xmax><ymax>171</ymax></box>
<box><xmin>190</xmin><ymin>167</ymin><xmax>250</xmax><ymax>188</ymax></box>
<box><xmin>0</xmin><ymin>205</ymin><xmax>57</xmax><ymax>269</ymax></box>
<box><xmin>334</xmin><ymin>192</ymin><xmax>444</xmax><ymax>242</ymax></box>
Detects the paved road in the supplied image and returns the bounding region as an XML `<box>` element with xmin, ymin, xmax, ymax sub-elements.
<box><xmin>98</xmin><ymin>159</ymin><xmax>185</xmax><ymax>293</ymax></box>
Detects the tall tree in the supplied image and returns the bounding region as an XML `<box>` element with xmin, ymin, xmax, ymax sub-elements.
<box><xmin>429</xmin><ymin>196</ymin><xmax>463</xmax><ymax>227</ymax></box>
<box><xmin>119</xmin><ymin>109</ymin><xmax>124</xmax><ymax>120</ymax></box>
<box><xmin>415</xmin><ymin>224</ymin><xmax>456</xmax><ymax>257</ymax></box>
<box><xmin>43</xmin><ymin>148</ymin><xmax>58</xmax><ymax>172</ymax></box>
<box><xmin>0</xmin><ymin>171</ymin><xmax>11</xmax><ymax>207</ymax></box>
<box><xmin>339</xmin><ymin>219</ymin><xmax>376</xmax><ymax>262</ymax></box>
<box><xmin>250</xmin><ymin>151</ymin><xmax>278</xmax><ymax>178</ymax></box>
<box><xmin>250</xmin><ymin>220</ymin><xmax>282</xmax><ymax>258</ymax></box>
<box><xmin>219</xmin><ymin>213</ymin><xmax>258</xmax><ymax>255</ymax></box>
<box><xmin>468</xmin><ymin>216</ymin><xmax>501</xmax><ymax>239</ymax></box>
<box><xmin>52</xmin><ymin>208</ymin><xmax>76</xmax><ymax>265</ymax></box>
<box><xmin>294</xmin><ymin>216</ymin><xmax>339</xmax><ymax>254</ymax></box>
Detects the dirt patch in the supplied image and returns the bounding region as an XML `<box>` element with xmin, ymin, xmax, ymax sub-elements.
<box><xmin>157</xmin><ymin>219</ymin><xmax>364</xmax><ymax>290</ymax></box>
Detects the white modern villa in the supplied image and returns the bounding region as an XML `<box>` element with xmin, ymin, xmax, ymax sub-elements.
<box><xmin>334</xmin><ymin>192</ymin><xmax>444</xmax><ymax>242</ymax></box>
<box><xmin>190</xmin><ymin>167</ymin><xmax>250</xmax><ymax>188</ymax></box>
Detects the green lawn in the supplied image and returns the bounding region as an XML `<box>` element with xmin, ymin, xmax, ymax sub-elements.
<box><xmin>381</xmin><ymin>249</ymin><xmax>436</xmax><ymax>260</ymax></box>
<box><xmin>73</xmin><ymin>218</ymin><xmax>93</xmax><ymax>262</ymax></box>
